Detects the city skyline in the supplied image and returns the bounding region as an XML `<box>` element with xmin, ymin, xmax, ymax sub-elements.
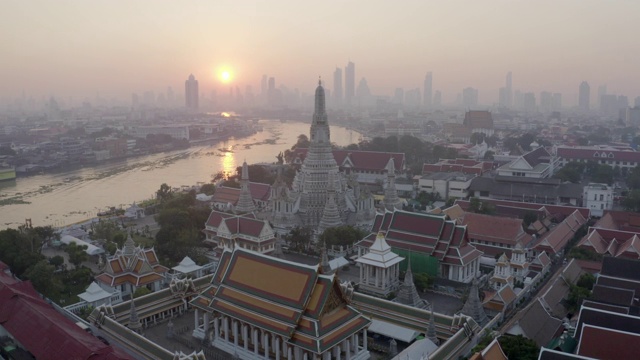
<box><xmin>2</xmin><ymin>1</ymin><xmax>640</xmax><ymax>105</ymax></box>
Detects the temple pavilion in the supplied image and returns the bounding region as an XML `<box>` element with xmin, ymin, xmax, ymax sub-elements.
<box><xmin>355</xmin><ymin>232</ymin><xmax>404</xmax><ymax>297</ymax></box>
<box><xmin>190</xmin><ymin>247</ymin><xmax>371</xmax><ymax>360</ymax></box>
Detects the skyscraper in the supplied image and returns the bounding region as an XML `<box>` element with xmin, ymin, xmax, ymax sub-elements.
<box><xmin>579</xmin><ymin>81</ymin><xmax>590</xmax><ymax>111</ymax></box>
<box><xmin>423</xmin><ymin>72</ymin><xmax>433</xmax><ymax>108</ymax></box>
<box><xmin>345</xmin><ymin>61</ymin><xmax>355</xmax><ymax>107</ymax></box>
<box><xmin>333</xmin><ymin>67</ymin><xmax>343</xmax><ymax>107</ymax></box>
<box><xmin>462</xmin><ymin>87</ymin><xmax>478</xmax><ymax>108</ymax></box>
<box><xmin>185</xmin><ymin>74</ymin><xmax>198</xmax><ymax>110</ymax></box>
<box><xmin>434</xmin><ymin>91</ymin><xmax>442</xmax><ymax>108</ymax></box>
<box><xmin>506</xmin><ymin>71</ymin><xmax>512</xmax><ymax>107</ymax></box>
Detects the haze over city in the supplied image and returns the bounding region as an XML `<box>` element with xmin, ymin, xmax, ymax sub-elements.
<box><xmin>2</xmin><ymin>0</ymin><xmax>640</xmax><ymax>105</ymax></box>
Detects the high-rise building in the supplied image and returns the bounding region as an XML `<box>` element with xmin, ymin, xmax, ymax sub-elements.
<box><xmin>393</xmin><ymin>88</ymin><xmax>404</xmax><ymax>105</ymax></box>
<box><xmin>261</xmin><ymin>75</ymin><xmax>268</xmax><ymax>97</ymax></box>
<box><xmin>597</xmin><ymin>85</ymin><xmax>607</xmax><ymax>107</ymax></box>
<box><xmin>552</xmin><ymin>93</ymin><xmax>562</xmax><ymax>111</ymax></box>
<box><xmin>635</xmin><ymin>96</ymin><xmax>640</xmax><ymax>108</ymax></box>
<box><xmin>434</xmin><ymin>91</ymin><xmax>442</xmax><ymax>107</ymax></box>
<box><xmin>333</xmin><ymin>67</ymin><xmax>343</xmax><ymax>107</ymax></box>
<box><xmin>540</xmin><ymin>91</ymin><xmax>553</xmax><ymax>112</ymax></box>
<box><xmin>268</xmin><ymin>77</ymin><xmax>275</xmax><ymax>91</ymax></box>
<box><xmin>185</xmin><ymin>74</ymin><xmax>199</xmax><ymax>110</ymax></box>
<box><xmin>506</xmin><ymin>71</ymin><xmax>512</xmax><ymax>107</ymax></box>
<box><xmin>423</xmin><ymin>72</ymin><xmax>433</xmax><ymax>108</ymax></box>
<box><xmin>523</xmin><ymin>92</ymin><xmax>536</xmax><ymax>112</ymax></box>
<box><xmin>345</xmin><ymin>61</ymin><xmax>355</xmax><ymax>107</ymax></box>
<box><xmin>462</xmin><ymin>87</ymin><xmax>478</xmax><ymax>108</ymax></box>
<box><xmin>579</xmin><ymin>81</ymin><xmax>590</xmax><ymax>111</ymax></box>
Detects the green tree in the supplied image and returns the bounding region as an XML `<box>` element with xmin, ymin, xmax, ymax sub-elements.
<box><xmin>498</xmin><ymin>335</ymin><xmax>540</xmax><ymax>360</ymax></box>
<box><xmin>319</xmin><ymin>226</ymin><xmax>367</xmax><ymax>247</ymax></box>
<box><xmin>0</xmin><ymin>228</ymin><xmax>44</xmax><ymax>277</ymax></box>
<box><xmin>156</xmin><ymin>183</ymin><xmax>173</xmax><ymax>203</ymax></box>
<box><xmin>470</xmin><ymin>132</ymin><xmax>485</xmax><ymax>145</ymax></box>
<box><xmin>413</xmin><ymin>273</ymin><xmax>433</xmax><ymax>292</ymax></box>
<box><xmin>133</xmin><ymin>287</ymin><xmax>152</xmax><ymax>298</ymax></box>
<box><xmin>568</xmin><ymin>247</ymin><xmax>603</xmax><ymax>262</ymax></box>
<box><xmin>627</xmin><ymin>166</ymin><xmax>640</xmax><ymax>190</ymax></box>
<box><xmin>469</xmin><ymin>197</ymin><xmax>495</xmax><ymax>215</ymax></box>
<box><xmin>622</xmin><ymin>190</ymin><xmax>640</xmax><ymax>212</ymax></box>
<box><xmin>200</xmin><ymin>183</ymin><xmax>216</xmax><ymax>195</ymax></box>
<box><xmin>284</xmin><ymin>226</ymin><xmax>313</xmax><ymax>251</ymax></box>
<box><xmin>554</xmin><ymin>161</ymin><xmax>584</xmax><ymax>183</ymax></box>
<box><xmin>65</xmin><ymin>242</ymin><xmax>88</xmax><ymax>269</ymax></box>
<box><xmin>49</xmin><ymin>255</ymin><xmax>64</xmax><ymax>268</ymax></box>
<box><xmin>25</xmin><ymin>260</ymin><xmax>61</xmax><ymax>298</ymax></box>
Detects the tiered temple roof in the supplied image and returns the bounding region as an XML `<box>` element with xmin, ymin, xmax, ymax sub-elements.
<box><xmin>357</xmin><ymin>210</ymin><xmax>482</xmax><ymax>268</ymax></box>
<box><xmin>203</xmin><ymin>210</ymin><xmax>276</xmax><ymax>253</ymax></box>
<box><xmin>96</xmin><ymin>235</ymin><xmax>168</xmax><ymax>288</ymax></box>
<box><xmin>190</xmin><ymin>248</ymin><xmax>370</xmax><ymax>354</ymax></box>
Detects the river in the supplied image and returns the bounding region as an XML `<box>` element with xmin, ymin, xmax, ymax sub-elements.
<box><xmin>0</xmin><ymin>120</ymin><xmax>362</xmax><ymax>229</ymax></box>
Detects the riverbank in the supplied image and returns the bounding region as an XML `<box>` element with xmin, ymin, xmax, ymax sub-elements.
<box><xmin>0</xmin><ymin>120</ymin><xmax>361</xmax><ymax>230</ymax></box>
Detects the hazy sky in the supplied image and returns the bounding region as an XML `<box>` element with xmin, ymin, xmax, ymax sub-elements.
<box><xmin>2</xmin><ymin>0</ymin><xmax>639</xmax><ymax>104</ymax></box>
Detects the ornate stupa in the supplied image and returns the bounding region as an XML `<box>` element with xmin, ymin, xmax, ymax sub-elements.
<box><xmin>269</xmin><ymin>80</ymin><xmax>375</xmax><ymax>232</ymax></box>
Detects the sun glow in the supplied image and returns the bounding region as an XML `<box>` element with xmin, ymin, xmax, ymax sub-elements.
<box><xmin>219</xmin><ymin>68</ymin><xmax>233</xmax><ymax>83</ymax></box>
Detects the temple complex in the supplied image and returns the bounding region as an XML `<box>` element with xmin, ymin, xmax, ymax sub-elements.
<box><xmin>190</xmin><ymin>247</ymin><xmax>371</xmax><ymax>359</ymax></box>
<box><xmin>95</xmin><ymin>234</ymin><xmax>168</xmax><ymax>298</ymax></box>
<box><xmin>269</xmin><ymin>81</ymin><xmax>376</xmax><ymax>233</ymax></box>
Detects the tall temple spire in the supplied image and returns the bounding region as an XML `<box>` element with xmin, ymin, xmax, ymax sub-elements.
<box><xmin>396</xmin><ymin>256</ymin><xmax>429</xmax><ymax>309</ymax></box>
<box><xmin>235</xmin><ymin>160</ymin><xmax>256</xmax><ymax>213</ymax></box>
<box><xmin>318</xmin><ymin>172</ymin><xmax>343</xmax><ymax>233</ymax></box>
<box><xmin>460</xmin><ymin>278</ymin><xmax>488</xmax><ymax>326</ymax></box>
<box><xmin>123</xmin><ymin>233</ymin><xmax>135</xmax><ymax>256</ymax></box>
<box><xmin>128</xmin><ymin>299</ymin><xmax>142</xmax><ymax>333</ymax></box>
<box><xmin>427</xmin><ymin>306</ymin><xmax>439</xmax><ymax>345</ymax></box>
<box><xmin>383</xmin><ymin>157</ymin><xmax>402</xmax><ymax>211</ymax></box>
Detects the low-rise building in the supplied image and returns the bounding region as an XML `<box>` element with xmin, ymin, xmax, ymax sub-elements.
<box><xmin>417</xmin><ymin>172</ymin><xmax>475</xmax><ymax>200</ymax></box>
<box><xmin>583</xmin><ymin>183</ymin><xmax>613</xmax><ymax>217</ymax></box>
<box><xmin>203</xmin><ymin>210</ymin><xmax>276</xmax><ymax>255</ymax></box>
<box><xmin>556</xmin><ymin>144</ymin><xmax>640</xmax><ymax>171</ymax></box>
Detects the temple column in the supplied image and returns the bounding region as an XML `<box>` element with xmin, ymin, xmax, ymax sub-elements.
<box><xmin>345</xmin><ymin>339</ymin><xmax>351</xmax><ymax>360</ymax></box>
<box><xmin>243</xmin><ymin>324</ymin><xmax>249</xmax><ymax>351</ymax></box>
<box><xmin>352</xmin><ymin>334</ymin><xmax>357</xmax><ymax>352</ymax></box>
<box><xmin>363</xmin><ymin>329</ymin><xmax>368</xmax><ymax>351</ymax></box>
<box><xmin>223</xmin><ymin>316</ymin><xmax>229</xmax><ymax>343</ymax></box>
<box><xmin>323</xmin><ymin>351</ymin><xmax>331</xmax><ymax>360</ymax></box>
<box><xmin>254</xmin><ymin>328</ymin><xmax>259</xmax><ymax>355</ymax></box>
<box><xmin>336</xmin><ymin>345</ymin><xmax>342</xmax><ymax>360</ymax></box>
<box><xmin>194</xmin><ymin>309</ymin><xmax>199</xmax><ymax>330</ymax></box>
<box><xmin>303</xmin><ymin>352</ymin><xmax>308</xmax><ymax>360</ymax></box>
<box><xmin>274</xmin><ymin>334</ymin><xmax>280</xmax><ymax>360</ymax></box>
<box><xmin>359</xmin><ymin>265</ymin><xmax>363</xmax><ymax>284</ymax></box>
<box><xmin>214</xmin><ymin>316</ymin><xmax>220</xmax><ymax>340</ymax></box>
<box><xmin>264</xmin><ymin>332</ymin><xmax>269</xmax><ymax>359</ymax></box>
<box><xmin>233</xmin><ymin>320</ymin><xmax>238</xmax><ymax>348</ymax></box>
<box><xmin>287</xmin><ymin>346</ymin><xmax>292</xmax><ymax>360</ymax></box>
<box><xmin>203</xmin><ymin>312</ymin><xmax>210</xmax><ymax>334</ymax></box>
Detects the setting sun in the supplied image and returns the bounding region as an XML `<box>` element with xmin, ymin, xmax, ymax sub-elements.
<box><xmin>219</xmin><ymin>69</ymin><xmax>233</xmax><ymax>83</ymax></box>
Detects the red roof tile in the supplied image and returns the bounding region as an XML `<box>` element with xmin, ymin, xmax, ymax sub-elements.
<box><xmin>0</xmin><ymin>272</ymin><xmax>131</xmax><ymax>360</ymax></box>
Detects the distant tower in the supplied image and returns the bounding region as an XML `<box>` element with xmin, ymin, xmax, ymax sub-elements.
<box><xmin>235</xmin><ymin>161</ymin><xmax>256</xmax><ymax>213</ymax></box>
<box><xmin>185</xmin><ymin>74</ymin><xmax>199</xmax><ymax>110</ymax></box>
<box><xmin>434</xmin><ymin>90</ymin><xmax>442</xmax><ymax>107</ymax></box>
<box><xmin>345</xmin><ymin>61</ymin><xmax>355</xmax><ymax>107</ymax></box>
<box><xmin>506</xmin><ymin>71</ymin><xmax>513</xmax><ymax>107</ymax></box>
<box><xmin>333</xmin><ymin>67</ymin><xmax>343</xmax><ymax>107</ymax></box>
<box><xmin>423</xmin><ymin>72</ymin><xmax>433</xmax><ymax>108</ymax></box>
<box><xmin>383</xmin><ymin>158</ymin><xmax>402</xmax><ymax>211</ymax></box>
<box><xmin>579</xmin><ymin>81</ymin><xmax>590</xmax><ymax>111</ymax></box>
